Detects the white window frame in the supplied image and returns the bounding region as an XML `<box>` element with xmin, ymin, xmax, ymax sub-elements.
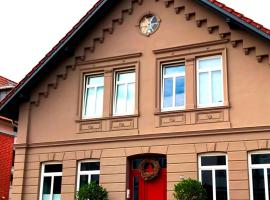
<box><xmin>198</xmin><ymin>153</ymin><xmax>230</xmax><ymax>200</ymax></box>
<box><xmin>113</xmin><ymin>70</ymin><xmax>136</xmax><ymax>116</ymax></box>
<box><xmin>196</xmin><ymin>55</ymin><xmax>224</xmax><ymax>108</ymax></box>
<box><xmin>249</xmin><ymin>151</ymin><xmax>270</xmax><ymax>200</ymax></box>
<box><xmin>161</xmin><ymin>62</ymin><xmax>186</xmax><ymax>111</ymax></box>
<box><xmin>77</xmin><ymin>160</ymin><xmax>100</xmax><ymax>191</ymax></box>
<box><xmin>82</xmin><ymin>74</ymin><xmax>104</xmax><ymax>119</ymax></box>
<box><xmin>39</xmin><ymin>162</ymin><xmax>62</xmax><ymax>200</ymax></box>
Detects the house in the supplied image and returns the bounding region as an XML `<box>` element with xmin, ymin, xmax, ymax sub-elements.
<box><xmin>0</xmin><ymin>76</ymin><xmax>16</xmax><ymax>200</ymax></box>
<box><xmin>1</xmin><ymin>0</ymin><xmax>270</xmax><ymax>199</ymax></box>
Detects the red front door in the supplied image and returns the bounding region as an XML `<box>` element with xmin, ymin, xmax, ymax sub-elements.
<box><xmin>130</xmin><ymin>157</ymin><xmax>167</xmax><ymax>200</ymax></box>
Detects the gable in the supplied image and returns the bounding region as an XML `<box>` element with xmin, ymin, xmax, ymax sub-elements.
<box><xmin>1</xmin><ymin>0</ymin><xmax>270</xmax><ymax>120</ymax></box>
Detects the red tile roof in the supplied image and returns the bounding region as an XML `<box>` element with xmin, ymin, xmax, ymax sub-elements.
<box><xmin>0</xmin><ymin>0</ymin><xmax>104</xmax><ymax>107</ymax></box>
<box><xmin>208</xmin><ymin>0</ymin><xmax>270</xmax><ymax>35</ymax></box>
<box><xmin>0</xmin><ymin>0</ymin><xmax>269</xmax><ymax>116</ymax></box>
<box><xmin>0</xmin><ymin>76</ymin><xmax>17</xmax><ymax>88</ymax></box>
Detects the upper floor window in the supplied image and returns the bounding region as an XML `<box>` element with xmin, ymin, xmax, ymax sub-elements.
<box><xmin>83</xmin><ymin>75</ymin><xmax>104</xmax><ymax>119</ymax></box>
<box><xmin>114</xmin><ymin>70</ymin><xmax>135</xmax><ymax>116</ymax></box>
<box><xmin>40</xmin><ymin>163</ymin><xmax>62</xmax><ymax>200</ymax></box>
<box><xmin>77</xmin><ymin>160</ymin><xmax>100</xmax><ymax>190</ymax></box>
<box><xmin>249</xmin><ymin>152</ymin><xmax>270</xmax><ymax>200</ymax></box>
<box><xmin>199</xmin><ymin>154</ymin><xmax>229</xmax><ymax>200</ymax></box>
<box><xmin>161</xmin><ymin>63</ymin><xmax>185</xmax><ymax>111</ymax></box>
<box><xmin>197</xmin><ymin>56</ymin><xmax>223</xmax><ymax>107</ymax></box>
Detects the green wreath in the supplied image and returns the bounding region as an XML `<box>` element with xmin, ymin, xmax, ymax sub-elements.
<box><xmin>139</xmin><ymin>158</ymin><xmax>160</xmax><ymax>181</ymax></box>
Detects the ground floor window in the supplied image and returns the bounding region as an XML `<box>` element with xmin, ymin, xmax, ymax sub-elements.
<box><xmin>199</xmin><ymin>154</ymin><xmax>229</xmax><ymax>200</ymax></box>
<box><xmin>77</xmin><ymin>160</ymin><xmax>100</xmax><ymax>190</ymax></box>
<box><xmin>40</xmin><ymin>163</ymin><xmax>62</xmax><ymax>200</ymax></box>
<box><xmin>249</xmin><ymin>151</ymin><xmax>270</xmax><ymax>200</ymax></box>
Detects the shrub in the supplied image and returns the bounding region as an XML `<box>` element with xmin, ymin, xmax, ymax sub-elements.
<box><xmin>174</xmin><ymin>178</ymin><xmax>207</xmax><ymax>200</ymax></box>
<box><xmin>75</xmin><ymin>182</ymin><xmax>108</xmax><ymax>200</ymax></box>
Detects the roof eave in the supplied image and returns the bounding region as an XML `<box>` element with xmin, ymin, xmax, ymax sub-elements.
<box><xmin>0</xmin><ymin>0</ymin><xmax>110</xmax><ymax>120</ymax></box>
<box><xmin>197</xmin><ymin>0</ymin><xmax>270</xmax><ymax>41</ymax></box>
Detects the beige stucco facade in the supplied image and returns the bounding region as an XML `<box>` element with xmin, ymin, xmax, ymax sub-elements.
<box><xmin>11</xmin><ymin>0</ymin><xmax>270</xmax><ymax>200</ymax></box>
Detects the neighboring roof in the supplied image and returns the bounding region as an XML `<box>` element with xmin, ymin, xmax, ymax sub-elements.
<box><xmin>0</xmin><ymin>0</ymin><xmax>270</xmax><ymax>120</ymax></box>
<box><xmin>0</xmin><ymin>76</ymin><xmax>16</xmax><ymax>89</ymax></box>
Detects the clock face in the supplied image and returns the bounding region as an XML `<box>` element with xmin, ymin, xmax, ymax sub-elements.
<box><xmin>139</xmin><ymin>15</ymin><xmax>160</xmax><ymax>36</ymax></box>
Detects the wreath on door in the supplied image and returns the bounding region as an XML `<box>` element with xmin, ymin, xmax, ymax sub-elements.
<box><xmin>139</xmin><ymin>158</ymin><xmax>160</xmax><ymax>181</ymax></box>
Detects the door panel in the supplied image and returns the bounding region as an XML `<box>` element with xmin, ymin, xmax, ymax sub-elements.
<box><xmin>130</xmin><ymin>157</ymin><xmax>167</xmax><ymax>200</ymax></box>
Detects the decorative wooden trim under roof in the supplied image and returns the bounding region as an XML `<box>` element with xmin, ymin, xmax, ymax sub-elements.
<box><xmin>0</xmin><ymin>0</ymin><xmax>269</xmax><ymax>120</ymax></box>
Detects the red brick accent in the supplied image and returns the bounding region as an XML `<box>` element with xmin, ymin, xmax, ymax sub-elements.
<box><xmin>0</xmin><ymin>134</ymin><xmax>14</xmax><ymax>200</ymax></box>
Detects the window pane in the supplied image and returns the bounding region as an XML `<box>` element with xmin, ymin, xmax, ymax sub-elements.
<box><xmin>252</xmin><ymin>169</ymin><xmax>265</xmax><ymax>200</ymax></box>
<box><xmin>134</xmin><ymin>176</ymin><xmax>139</xmax><ymax>200</ymax></box>
<box><xmin>202</xmin><ymin>170</ymin><xmax>213</xmax><ymax>200</ymax></box>
<box><xmin>95</xmin><ymin>86</ymin><xmax>104</xmax><ymax>116</ymax></box>
<box><xmin>163</xmin><ymin>78</ymin><xmax>173</xmax><ymax>108</ymax></box>
<box><xmin>79</xmin><ymin>175</ymin><xmax>89</xmax><ymax>188</ymax></box>
<box><xmin>216</xmin><ymin>170</ymin><xmax>227</xmax><ymax>200</ymax></box>
<box><xmin>52</xmin><ymin>194</ymin><xmax>61</xmax><ymax>200</ymax></box>
<box><xmin>44</xmin><ymin>164</ymin><xmax>62</xmax><ymax>173</ymax></box>
<box><xmin>118</xmin><ymin>72</ymin><xmax>135</xmax><ymax>82</ymax></box>
<box><xmin>127</xmin><ymin>83</ymin><xmax>135</xmax><ymax>114</ymax></box>
<box><xmin>158</xmin><ymin>157</ymin><xmax>167</xmax><ymax>168</ymax></box>
<box><xmin>164</xmin><ymin>65</ymin><xmax>185</xmax><ymax>75</ymax></box>
<box><xmin>89</xmin><ymin>76</ymin><xmax>104</xmax><ymax>85</ymax></box>
<box><xmin>132</xmin><ymin>159</ymin><xmax>143</xmax><ymax>170</ymax></box>
<box><xmin>81</xmin><ymin>162</ymin><xmax>100</xmax><ymax>171</ymax></box>
<box><xmin>199</xmin><ymin>72</ymin><xmax>209</xmax><ymax>105</ymax></box>
<box><xmin>42</xmin><ymin>177</ymin><xmax>51</xmax><ymax>196</ymax></box>
<box><xmin>212</xmin><ymin>70</ymin><xmax>222</xmax><ymax>103</ymax></box>
<box><xmin>84</xmin><ymin>88</ymin><xmax>95</xmax><ymax>116</ymax></box>
<box><xmin>252</xmin><ymin>154</ymin><xmax>270</xmax><ymax>164</ymax></box>
<box><xmin>115</xmin><ymin>84</ymin><xmax>126</xmax><ymax>114</ymax></box>
<box><xmin>53</xmin><ymin>176</ymin><xmax>62</xmax><ymax>195</ymax></box>
<box><xmin>198</xmin><ymin>57</ymin><xmax>221</xmax><ymax>70</ymax></box>
<box><xmin>201</xmin><ymin>156</ymin><xmax>226</xmax><ymax>166</ymax></box>
<box><xmin>91</xmin><ymin>174</ymin><xmax>100</xmax><ymax>184</ymax></box>
<box><xmin>175</xmin><ymin>76</ymin><xmax>185</xmax><ymax>107</ymax></box>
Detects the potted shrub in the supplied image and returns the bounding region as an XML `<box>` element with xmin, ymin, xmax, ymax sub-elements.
<box><xmin>75</xmin><ymin>182</ymin><xmax>108</xmax><ymax>200</ymax></box>
<box><xmin>174</xmin><ymin>178</ymin><xmax>207</xmax><ymax>200</ymax></box>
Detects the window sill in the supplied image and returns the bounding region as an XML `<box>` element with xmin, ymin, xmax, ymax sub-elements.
<box><xmin>154</xmin><ymin>105</ymin><xmax>230</xmax><ymax>127</ymax></box>
<box><xmin>76</xmin><ymin>114</ymin><xmax>139</xmax><ymax>133</ymax></box>
<box><xmin>155</xmin><ymin>105</ymin><xmax>230</xmax><ymax>115</ymax></box>
<box><xmin>76</xmin><ymin>114</ymin><xmax>139</xmax><ymax>123</ymax></box>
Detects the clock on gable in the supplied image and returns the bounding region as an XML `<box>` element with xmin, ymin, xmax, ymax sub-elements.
<box><xmin>139</xmin><ymin>14</ymin><xmax>160</xmax><ymax>36</ymax></box>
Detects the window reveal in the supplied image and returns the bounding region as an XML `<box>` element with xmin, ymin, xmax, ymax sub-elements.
<box><xmin>197</xmin><ymin>56</ymin><xmax>223</xmax><ymax>107</ymax></box>
<box><xmin>40</xmin><ymin>163</ymin><xmax>62</xmax><ymax>200</ymax></box>
<box><xmin>161</xmin><ymin>64</ymin><xmax>185</xmax><ymax>111</ymax></box>
<box><xmin>199</xmin><ymin>154</ymin><xmax>229</xmax><ymax>200</ymax></box>
<box><xmin>77</xmin><ymin>161</ymin><xmax>100</xmax><ymax>190</ymax></box>
<box><xmin>249</xmin><ymin>152</ymin><xmax>270</xmax><ymax>200</ymax></box>
<box><xmin>83</xmin><ymin>75</ymin><xmax>104</xmax><ymax>119</ymax></box>
<box><xmin>114</xmin><ymin>71</ymin><xmax>136</xmax><ymax>115</ymax></box>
